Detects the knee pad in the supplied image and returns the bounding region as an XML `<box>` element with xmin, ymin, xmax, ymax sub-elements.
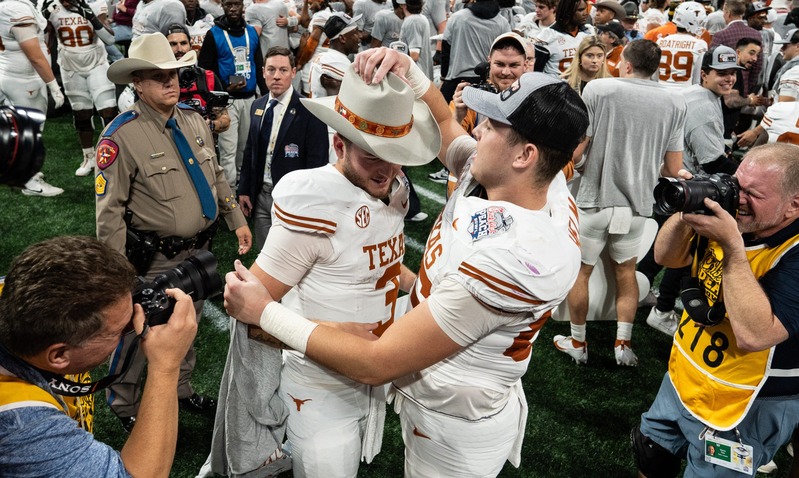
<box><xmin>73</xmin><ymin>111</ymin><xmax>93</xmax><ymax>133</ymax></box>
<box><xmin>631</xmin><ymin>426</ymin><xmax>680</xmax><ymax>478</ymax></box>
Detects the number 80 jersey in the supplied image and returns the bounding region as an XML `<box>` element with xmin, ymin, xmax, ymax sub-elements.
<box><xmin>656</xmin><ymin>32</ymin><xmax>707</xmax><ymax>90</ymax></box>
<box><xmin>48</xmin><ymin>0</ymin><xmax>108</xmax><ymax>72</ymax></box>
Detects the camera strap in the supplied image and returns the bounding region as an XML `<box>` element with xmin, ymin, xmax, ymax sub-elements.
<box><xmin>35</xmin><ymin>335</ymin><xmax>142</xmax><ymax>397</ymax></box>
<box><xmin>680</xmin><ymin>234</ymin><xmax>727</xmax><ymax>326</ymax></box>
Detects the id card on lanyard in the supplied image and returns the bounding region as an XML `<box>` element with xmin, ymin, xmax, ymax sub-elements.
<box><xmin>223</xmin><ymin>30</ymin><xmax>252</xmax><ymax>78</ymax></box>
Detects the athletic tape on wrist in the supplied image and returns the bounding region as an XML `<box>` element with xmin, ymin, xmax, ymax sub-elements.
<box><xmin>404</xmin><ymin>59</ymin><xmax>431</xmax><ymax>100</ymax></box>
<box><xmin>259</xmin><ymin>302</ymin><xmax>318</xmax><ymax>354</ymax></box>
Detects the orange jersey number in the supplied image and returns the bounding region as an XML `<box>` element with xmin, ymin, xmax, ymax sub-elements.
<box><xmin>372</xmin><ymin>261</ymin><xmax>402</xmax><ymax>337</ymax></box>
<box><xmin>57</xmin><ymin>25</ymin><xmax>95</xmax><ymax>48</ymax></box>
<box><xmin>659</xmin><ymin>50</ymin><xmax>693</xmax><ymax>83</ymax></box>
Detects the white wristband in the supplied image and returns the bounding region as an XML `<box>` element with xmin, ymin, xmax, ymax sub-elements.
<box><xmin>288</xmin><ymin>16</ymin><xmax>299</xmax><ymax>27</ymax></box>
<box><xmin>404</xmin><ymin>57</ymin><xmax>431</xmax><ymax>100</ymax></box>
<box><xmin>259</xmin><ymin>302</ymin><xmax>319</xmax><ymax>354</ymax></box>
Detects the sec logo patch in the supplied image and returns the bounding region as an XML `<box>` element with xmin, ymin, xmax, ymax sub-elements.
<box><xmin>354</xmin><ymin>205</ymin><xmax>370</xmax><ymax>228</ymax></box>
<box><xmin>95</xmin><ymin>172</ymin><xmax>108</xmax><ymax>196</ymax></box>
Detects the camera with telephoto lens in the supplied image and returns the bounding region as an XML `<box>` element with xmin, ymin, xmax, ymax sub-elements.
<box><xmin>0</xmin><ymin>106</ymin><xmax>45</xmax><ymax>187</ymax></box>
<box><xmin>132</xmin><ymin>250</ymin><xmax>223</xmax><ymax>327</ymax></box>
<box><xmin>178</xmin><ymin>67</ymin><xmax>231</xmax><ymax>120</ymax></box>
<box><xmin>471</xmin><ymin>61</ymin><xmax>498</xmax><ymax>94</ymax></box>
<box><xmin>653</xmin><ymin>173</ymin><xmax>739</xmax><ymax>217</ymax></box>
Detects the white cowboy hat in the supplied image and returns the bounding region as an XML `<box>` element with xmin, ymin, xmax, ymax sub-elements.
<box><xmin>107</xmin><ymin>32</ymin><xmax>197</xmax><ymax>85</ymax></box>
<box><xmin>301</xmin><ymin>64</ymin><xmax>441</xmax><ymax>167</ymax></box>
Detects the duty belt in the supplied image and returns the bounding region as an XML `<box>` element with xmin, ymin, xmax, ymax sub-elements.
<box><xmin>157</xmin><ymin>220</ymin><xmax>219</xmax><ymax>259</ymax></box>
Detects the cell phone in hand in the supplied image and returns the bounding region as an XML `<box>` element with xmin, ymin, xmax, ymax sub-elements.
<box><xmin>228</xmin><ymin>75</ymin><xmax>246</xmax><ymax>86</ymax></box>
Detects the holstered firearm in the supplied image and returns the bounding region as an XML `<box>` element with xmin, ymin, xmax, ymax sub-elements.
<box><xmin>124</xmin><ymin>210</ymin><xmax>158</xmax><ymax>275</ymax></box>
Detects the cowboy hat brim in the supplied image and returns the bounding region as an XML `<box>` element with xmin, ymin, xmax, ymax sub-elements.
<box><xmin>596</xmin><ymin>1</ymin><xmax>627</xmax><ymax>21</ymax></box>
<box><xmin>107</xmin><ymin>50</ymin><xmax>197</xmax><ymax>85</ymax></box>
<box><xmin>301</xmin><ymin>94</ymin><xmax>441</xmax><ymax>167</ymax></box>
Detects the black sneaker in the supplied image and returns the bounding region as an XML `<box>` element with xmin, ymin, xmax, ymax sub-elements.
<box><xmin>119</xmin><ymin>416</ymin><xmax>136</xmax><ymax>433</ymax></box>
<box><xmin>179</xmin><ymin>393</ymin><xmax>217</xmax><ymax>413</ymax></box>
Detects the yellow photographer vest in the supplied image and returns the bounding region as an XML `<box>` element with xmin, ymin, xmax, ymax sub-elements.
<box><xmin>0</xmin><ymin>371</ymin><xmax>94</xmax><ymax>432</ymax></box>
<box><xmin>668</xmin><ymin>233</ymin><xmax>799</xmax><ymax>430</ymax></box>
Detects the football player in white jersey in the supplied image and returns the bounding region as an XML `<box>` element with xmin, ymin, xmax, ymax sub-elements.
<box><xmin>205</xmin><ymin>65</ymin><xmax>438</xmax><ymax>478</ymax></box>
<box><xmin>45</xmin><ymin>0</ymin><xmax>118</xmax><ymax>176</ymax></box>
<box><xmin>532</xmin><ymin>0</ymin><xmax>592</xmax><ymax>77</ymax></box>
<box><xmin>224</xmin><ymin>48</ymin><xmax>588</xmax><ymax>477</ymax></box>
<box><xmin>656</xmin><ymin>1</ymin><xmax>708</xmax><ymax>89</ymax></box>
<box><xmin>0</xmin><ymin>0</ymin><xmax>64</xmax><ymax>196</ymax></box>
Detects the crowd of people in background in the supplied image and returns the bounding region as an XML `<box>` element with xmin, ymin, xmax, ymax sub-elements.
<box><xmin>3</xmin><ymin>0</ymin><xmax>799</xmax><ymax>474</ymax></box>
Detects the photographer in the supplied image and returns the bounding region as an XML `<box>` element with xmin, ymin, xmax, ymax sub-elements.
<box><xmin>632</xmin><ymin>143</ymin><xmax>799</xmax><ymax>477</ymax></box>
<box><xmin>0</xmin><ymin>236</ymin><xmax>197</xmax><ymax>477</ymax></box>
<box><xmin>164</xmin><ymin>23</ymin><xmax>230</xmax><ymax>135</ymax></box>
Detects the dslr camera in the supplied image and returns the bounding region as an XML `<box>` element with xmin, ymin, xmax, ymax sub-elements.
<box><xmin>0</xmin><ymin>106</ymin><xmax>45</xmax><ymax>187</ymax></box>
<box><xmin>472</xmin><ymin>62</ymin><xmax>498</xmax><ymax>94</ymax></box>
<box><xmin>653</xmin><ymin>173</ymin><xmax>739</xmax><ymax>217</ymax></box>
<box><xmin>178</xmin><ymin>67</ymin><xmax>231</xmax><ymax>121</ymax></box>
<box><xmin>132</xmin><ymin>250</ymin><xmax>223</xmax><ymax>326</ymax></box>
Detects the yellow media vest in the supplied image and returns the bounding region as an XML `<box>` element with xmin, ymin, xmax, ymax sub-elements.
<box><xmin>0</xmin><ymin>371</ymin><xmax>95</xmax><ymax>432</ymax></box>
<box><xmin>669</xmin><ymin>233</ymin><xmax>799</xmax><ymax>430</ymax></box>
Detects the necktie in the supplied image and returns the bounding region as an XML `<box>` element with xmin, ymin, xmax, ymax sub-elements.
<box><xmin>166</xmin><ymin>117</ymin><xmax>217</xmax><ymax>219</ymax></box>
<box><xmin>263</xmin><ymin>98</ymin><xmax>279</xmax><ymax>136</ymax></box>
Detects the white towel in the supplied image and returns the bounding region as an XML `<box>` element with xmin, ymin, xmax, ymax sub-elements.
<box><xmin>361</xmin><ymin>383</ymin><xmax>389</xmax><ymax>463</ymax></box>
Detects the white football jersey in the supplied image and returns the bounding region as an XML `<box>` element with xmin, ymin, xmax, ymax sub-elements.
<box><xmin>0</xmin><ymin>0</ymin><xmax>48</xmax><ymax>78</ymax></box>
<box><xmin>762</xmin><ymin>101</ymin><xmax>799</xmax><ymax>144</ymax></box>
<box><xmin>48</xmin><ymin>0</ymin><xmax>107</xmax><ymax>72</ymax></box>
<box><xmin>188</xmin><ymin>14</ymin><xmax>214</xmax><ymax>51</ymax></box>
<box><xmin>656</xmin><ymin>32</ymin><xmax>707</xmax><ymax>89</ymax></box>
<box><xmin>532</xmin><ymin>27</ymin><xmax>590</xmax><ymax>77</ymax></box>
<box><xmin>397</xmin><ymin>165</ymin><xmax>581</xmax><ymax>418</ymax></box>
<box><xmin>269</xmin><ymin>164</ymin><xmax>409</xmax><ymax>384</ymax></box>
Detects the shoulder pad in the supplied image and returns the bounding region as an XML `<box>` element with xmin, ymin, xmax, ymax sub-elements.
<box><xmin>102</xmin><ymin>111</ymin><xmax>138</xmax><ymax>137</ymax></box>
<box><xmin>272</xmin><ymin>171</ymin><xmax>337</xmax><ymax>236</ymax></box>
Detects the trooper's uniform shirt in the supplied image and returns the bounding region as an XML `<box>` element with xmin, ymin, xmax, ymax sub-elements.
<box><xmin>255</xmin><ymin>164</ymin><xmax>409</xmax><ymax>476</ymax></box>
<box><xmin>656</xmin><ymin>32</ymin><xmax>707</xmax><ymax>89</ymax></box>
<box><xmin>47</xmin><ymin>0</ymin><xmax>116</xmax><ymax>110</ymax></box>
<box><xmin>95</xmin><ymin>101</ymin><xmax>245</xmax><ymax>254</ymax></box>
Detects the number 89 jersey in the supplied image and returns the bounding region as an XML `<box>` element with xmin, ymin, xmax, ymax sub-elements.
<box><xmin>656</xmin><ymin>32</ymin><xmax>706</xmax><ymax>90</ymax></box>
<box><xmin>48</xmin><ymin>0</ymin><xmax>107</xmax><ymax>72</ymax></box>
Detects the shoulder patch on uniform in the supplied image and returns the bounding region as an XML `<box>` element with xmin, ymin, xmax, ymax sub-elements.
<box><xmin>177</xmin><ymin>102</ymin><xmax>195</xmax><ymax>111</ymax></box>
<box><xmin>95</xmin><ymin>172</ymin><xmax>108</xmax><ymax>196</ymax></box>
<box><xmin>102</xmin><ymin>110</ymin><xmax>138</xmax><ymax>137</ymax></box>
<box><xmin>467</xmin><ymin>206</ymin><xmax>514</xmax><ymax>241</ymax></box>
<box><xmin>96</xmin><ymin>139</ymin><xmax>119</xmax><ymax>170</ymax></box>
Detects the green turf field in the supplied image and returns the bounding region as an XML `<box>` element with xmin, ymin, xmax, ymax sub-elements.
<box><xmin>0</xmin><ymin>114</ymin><xmax>793</xmax><ymax>477</ymax></box>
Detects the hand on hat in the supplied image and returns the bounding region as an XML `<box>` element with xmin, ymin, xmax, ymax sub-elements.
<box><xmin>353</xmin><ymin>47</ymin><xmax>413</xmax><ymax>85</ymax></box>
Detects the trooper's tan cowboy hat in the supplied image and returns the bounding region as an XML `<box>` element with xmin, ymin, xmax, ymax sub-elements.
<box><xmin>300</xmin><ymin>64</ymin><xmax>441</xmax><ymax>167</ymax></box>
<box><xmin>107</xmin><ymin>32</ymin><xmax>197</xmax><ymax>85</ymax></box>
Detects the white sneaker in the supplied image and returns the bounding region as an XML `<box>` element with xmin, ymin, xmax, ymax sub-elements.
<box><xmin>646</xmin><ymin>308</ymin><xmax>679</xmax><ymax>336</ymax></box>
<box><xmin>75</xmin><ymin>153</ymin><xmax>95</xmax><ymax>176</ymax></box>
<box><xmin>553</xmin><ymin>335</ymin><xmax>587</xmax><ymax>364</ymax></box>
<box><xmin>614</xmin><ymin>340</ymin><xmax>639</xmax><ymax>366</ymax></box>
<box><xmin>757</xmin><ymin>460</ymin><xmax>778</xmax><ymax>474</ymax></box>
<box><xmin>406</xmin><ymin>211</ymin><xmax>428</xmax><ymax>222</ymax></box>
<box><xmin>22</xmin><ymin>173</ymin><xmax>63</xmax><ymax>197</ymax></box>
<box><xmin>427</xmin><ymin>168</ymin><xmax>449</xmax><ymax>184</ymax></box>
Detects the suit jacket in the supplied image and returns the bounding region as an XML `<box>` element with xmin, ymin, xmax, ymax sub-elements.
<box><xmin>238</xmin><ymin>91</ymin><xmax>330</xmax><ymax>209</ymax></box>
<box><xmin>710</xmin><ymin>20</ymin><xmax>763</xmax><ymax>95</ymax></box>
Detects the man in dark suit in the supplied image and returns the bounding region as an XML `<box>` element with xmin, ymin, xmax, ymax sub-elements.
<box><xmin>239</xmin><ymin>46</ymin><xmax>330</xmax><ymax>251</ymax></box>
